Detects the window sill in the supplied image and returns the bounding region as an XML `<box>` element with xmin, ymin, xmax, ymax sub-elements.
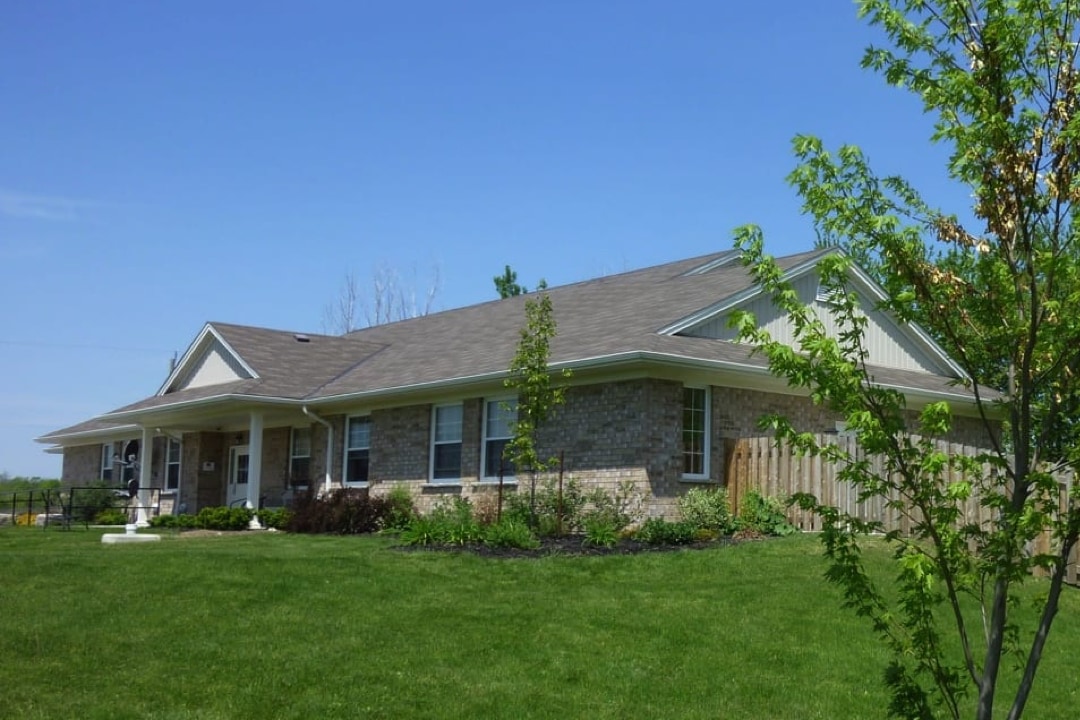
<box><xmin>679</xmin><ymin>476</ymin><xmax>717</xmax><ymax>484</ymax></box>
<box><xmin>423</xmin><ymin>482</ymin><xmax>462</xmax><ymax>489</ymax></box>
<box><xmin>476</xmin><ymin>479</ymin><xmax>517</xmax><ymax>486</ymax></box>
<box><xmin>342</xmin><ymin>483</ymin><xmax>368</xmax><ymax>489</ymax></box>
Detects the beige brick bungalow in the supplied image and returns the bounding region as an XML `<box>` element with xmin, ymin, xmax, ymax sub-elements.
<box><xmin>36</xmin><ymin>248</ymin><xmax>992</xmax><ymax>524</ymax></box>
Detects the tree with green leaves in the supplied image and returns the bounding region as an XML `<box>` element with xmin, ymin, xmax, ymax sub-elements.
<box><xmin>504</xmin><ymin>291</ymin><xmax>570</xmax><ymax>519</ymax></box>
<box><xmin>494</xmin><ymin>265</ymin><xmax>547</xmax><ymax>299</ymax></box>
<box><xmin>734</xmin><ymin>2</ymin><xmax>1080</xmax><ymax>718</ymax></box>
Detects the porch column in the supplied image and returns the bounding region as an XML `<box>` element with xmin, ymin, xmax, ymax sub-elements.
<box><xmin>246</xmin><ymin>412</ymin><xmax>264</xmax><ymax>528</ymax></box>
<box><xmin>136</xmin><ymin>425</ymin><xmax>153</xmax><ymax>527</ymax></box>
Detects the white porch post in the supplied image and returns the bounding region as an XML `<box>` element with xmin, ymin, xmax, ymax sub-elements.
<box><xmin>136</xmin><ymin>425</ymin><xmax>153</xmax><ymax>528</ymax></box>
<box><xmin>246</xmin><ymin>412</ymin><xmax>264</xmax><ymax>528</ymax></box>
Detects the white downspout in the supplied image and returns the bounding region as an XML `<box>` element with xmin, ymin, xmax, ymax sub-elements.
<box><xmin>302</xmin><ymin>406</ymin><xmax>334</xmax><ymax>495</ymax></box>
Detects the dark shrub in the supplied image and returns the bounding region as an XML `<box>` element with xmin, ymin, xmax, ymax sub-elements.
<box><xmin>150</xmin><ymin>513</ymin><xmax>197</xmax><ymax>529</ymax></box>
<box><xmin>287</xmin><ymin>488</ymin><xmax>389</xmax><ymax>535</ymax></box>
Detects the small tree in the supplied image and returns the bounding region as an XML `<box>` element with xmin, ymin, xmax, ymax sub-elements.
<box><xmin>494</xmin><ymin>265</ymin><xmax>527</xmax><ymax>298</ymax></box>
<box><xmin>504</xmin><ymin>291</ymin><xmax>570</xmax><ymax>523</ymax></box>
<box><xmin>494</xmin><ymin>264</ymin><xmax>547</xmax><ymax>299</ymax></box>
<box><xmin>735</xmin><ymin>2</ymin><xmax>1080</xmax><ymax>718</ymax></box>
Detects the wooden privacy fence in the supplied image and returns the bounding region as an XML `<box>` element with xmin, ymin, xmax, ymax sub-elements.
<box><xmin>725</xmin><ymin>434</ymin><xmax>1079</xmax><ymax>583</ymax></box>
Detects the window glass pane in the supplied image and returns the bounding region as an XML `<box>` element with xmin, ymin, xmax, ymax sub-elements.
<box><xmin>433</xmin><ymin>443</ymin><xmax>462</xmax><ymax>479</ymax></box>
<box><xmin>101</xmin><ymin>444</ymin><xmax>113</xmax><ymax>482</ymax></box>
<box><xmin>167</xmin><ymin>439</ymin><xmax>181</xmax><ymax>463</ymax></box>
<box><xmin>166</xmin><ymin>464</ymin><xmax>180</xmax><ymax>490</ymax></box>
<box><xmin>484</xmin><ymin>438</ymin><xmax>514</xmax><ymax>478</ymax></box>
<box><xmin>434</xmin><ymin>405</ymin><xmax>463</xmax><ymax>443</ymax></box>
<box><xmin>485</xmin><ymin>400</ymin><xmax>515</xmax><ymax>439</ymax></box>
<box><xmin>290</xmin><ymin>457</ymin><xmax>311</xmax><ymax>483</ymax></box>
<box><xmin>347</xmin><ymin>449</ymin><xmax>369</xmax><ymax>484</ymax></box>
<box><xmin>348</xmin><ymin>417</ymin><xmax>371</xmax><ymax>449</ymax></box>
<box><xmin>292</xmin><ymin>428</ymin><xmax>311</xmax><ymax>457</ymax></box>
<box><xmin>682</xmin><ymin>387</ymin><xmax>707</xmax><ymax>476</ymax></box>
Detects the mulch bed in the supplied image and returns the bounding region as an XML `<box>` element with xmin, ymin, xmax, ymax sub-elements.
<box><xmin>395</xmin><ymin>533</ymin><xmax>760</xmax><ymax>559</ymax></box>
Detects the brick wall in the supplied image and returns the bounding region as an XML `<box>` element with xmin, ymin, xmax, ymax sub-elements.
<box><xmin>61</xmin><ymin>444</ymin><xmax>102</xmax><ymax>486</ymax></box>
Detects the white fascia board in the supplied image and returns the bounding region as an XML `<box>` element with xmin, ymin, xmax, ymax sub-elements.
<box><xmin>156</xmin><ymin>323</ymin><xmax>260</xmax><ymax>396</ymax></box>
<box><xmin>34</xmin><ymin>423</ymin><xmax>142</xmax><ymax>446</ymax></box>
<box><xmin>658</xmin><ymin>249</ymin><xmax>839</xmax><ymax>336</ymax></box>
<box><xmin>102</xmin><ymin>393</ymin><xmax>299</xmax><ymax>422</ymax></box>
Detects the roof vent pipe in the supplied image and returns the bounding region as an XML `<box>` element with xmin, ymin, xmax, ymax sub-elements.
<box><xmin>302</xmin><ymin>406</ymin><xmax>334</xmax><ymax>495</ymax></box>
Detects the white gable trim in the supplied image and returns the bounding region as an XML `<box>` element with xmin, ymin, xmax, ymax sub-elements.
<box><xmin>658</xmin><ymin>249</ymin><xmax>967</xmax><ymax>380</ymax></box>
<box><xmin>157</xmin><ymin>324</ymin><xmax>259</xmax><ymax>396</ymax></box>
<box><xmin>681</xmin><ymin>251</ymin><xmax>742</xmax><ymax>276</ymax></box>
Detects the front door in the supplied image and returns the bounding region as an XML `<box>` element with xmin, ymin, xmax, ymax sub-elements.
<box><xmin>228</xmin><ymin>445</ymin><xmax>250</xmax><ymax>507</ymax></box>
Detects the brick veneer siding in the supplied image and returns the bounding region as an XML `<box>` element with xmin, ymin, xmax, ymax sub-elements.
<box><xmin>61</xmin><ymin>444</ymin><xmax>103</xmax><ymax>487</ymax></box>
<box><xmin>370</xmin><ymin>405</ymin><xmax>430</xmax><ymax>484</ymax></box>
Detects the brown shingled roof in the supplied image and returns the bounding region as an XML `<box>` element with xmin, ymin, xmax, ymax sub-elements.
<box><xmin>39</xmin><ymin>247</ymin><xmax>975</xmax><ymax>442</ymax></box>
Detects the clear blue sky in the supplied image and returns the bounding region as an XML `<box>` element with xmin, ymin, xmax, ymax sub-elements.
<box><xmin>1</xmin><ymin>1</ymin><xmax>966</xmax><ymax>478</ymax></box>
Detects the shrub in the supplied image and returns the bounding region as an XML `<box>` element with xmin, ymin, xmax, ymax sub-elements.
<box><xmin>677</xmin><ymin>487</ymin><xmax>735</xmax><ymax>534</ymax></box>
<box><xmin>399</xmin><ymin>497</ymin><xmax>484</xmax><ymax>547</ymax></box>
<box><xmin>256</xmin><ymin>507</ymin><xmax>292</xmax><ymax>530</ymax></box>
<box><xmin>635</xmin><ymin>518</ymin><xmax>697</xmax><ymax>546</ymax></box>
<box><xmin>70</xmin><ymin>487</ymin><xmax>122</xmax><ymax>524</ymax></box>
<box><xmin>738</xmin><ymin>491</ymin><xmax>797</xmax><ymax>536</ymax></box>
<box><xmin>287</xmin><ymin>488</ymin><xmax>390</xmax><ymax>535</ymax></box>
<box><xmin>582</xmin><ymin>518</ymin><xmax>619</xmax><ymax>548</ymax></box>
<box><xmin>94</xmin><ymin>509</ymin><xmax>128</xmax><ymax>526</ymax></box>
<box><xmin>195</xmin><ymin>506</ymin><xmax>254</xmax><ymax>531</ymax></box>
<box><xmin>150</xmin><ymin>514</ymin><xmax>197</xmax><ymax>529</ymax></box>
<box><xmin>484</xmin><ymin>519</ymin><xmax>540</xmax><ymax>549</ymax></box>
<box><xmin>382</xmin><ymin>485</ymin><xmax>415</xmax><ymax>532</ymax></box>
<box><xmin>504</xmin><ymin>478</ymin><xmax>588</xmax><ymax>535</ymax></box>
<box><xmin>582</xmin><ymin>480</ymin><xmax>644</xmax><ymax>534</ymax></box>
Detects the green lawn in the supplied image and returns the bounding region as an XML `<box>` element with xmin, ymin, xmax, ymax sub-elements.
<box><xmin>2</xmin><ymin>530</ymin><xmax>1077</xmax><ymax>719</ymax></box>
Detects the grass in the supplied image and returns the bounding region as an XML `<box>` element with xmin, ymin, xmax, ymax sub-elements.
<box><xmin>1</xmin><ymin>529</ymin><xmax>1078</xmax><ymax>719</ymax></box>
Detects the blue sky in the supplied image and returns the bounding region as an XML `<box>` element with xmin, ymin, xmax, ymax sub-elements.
<box><xmin>1</xmin><ymin>1</ymin><xmax>966</xmax><ymax>477</ymax></box>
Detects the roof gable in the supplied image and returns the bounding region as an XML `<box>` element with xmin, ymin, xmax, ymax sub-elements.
<box><xmin>159</xmin><ymin>324</ymin><xmax>258</xmax><ymax>395</ymax></box>
<box><xmin>663</xmin><ymin>249</ymin><xmax>965</xmax><ymax>378</ymax></box>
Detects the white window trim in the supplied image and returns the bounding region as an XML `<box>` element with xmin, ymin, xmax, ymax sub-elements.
<box><xmin>429</xmin><ymin>403</ymin><xmax>463</xmax><ymax>484</ymax></box>
<box><xmin>100</xmin><ymin>443</ymin><xmax>114</xmax><ymax>483</ymax></box>
<box><xmin>164</xmin><ymin>438</ymin><xmax>182</xmax><ymax>494</ymax></box>
<box><xmin>480</xmin><ymin>397</ymin><xmax>517</xmax><ymax>483</ymax></box>
<box><xmin>681</xmin><ymin>386</ymin><xmax>712</xmax><ymax>481</ymax></box>
<box><xmin>290</xmin><ymin>427</ymin><xmax>312</xmax><ymax>488</ymax></box>
<box><xmin>343</xmin><ymin>415</ymin><xmax>371</xmax><ymax>488</ymax></box>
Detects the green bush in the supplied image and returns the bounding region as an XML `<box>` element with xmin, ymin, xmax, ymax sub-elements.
<box><xmin>256</xmin><ymin>507</ymin><xmax>292</xmax><ymax>530</ymax></box>
<box><xmin>582</xmin><ymin>518</ymin><xmax>619</xmax><ymax>548</ymax></box>
<box><xmin>677</xmin><ymin>487</ymin><xmax>735</xmax><ymax>534</ymax></box>
<box><xmin>400</xmin><ymin>497</ymin><xmax>484</xmax><ymax>547</ymax></box>
<box><xmin>503</xmin><ymin>478</ymin><xmax>588</xmax><ymax>535</ymax></box>
<box><xmin>484</xmin><ymin>519</ymin><xmax>540</xmax><ymax>549</ymax></box>
<box><xmin>150</xmin><ymin>514</ymin><xmax>197</xmax><ymax>529</ymax></box>
<box><xmin>94</xmin><ymin>509</ymin><xmax>128</xmax><ymax>526</ymax></box>
<box><xmin>70</xmin><ymin>487</ymin><xmax>122</xmax><ymax>524</ymax></box>
<box><xmin>738</xmin><ymin>492</ymin><xmax>797</xmax><ymax>536</ymax></box>
<box><xmin>195</xmin><ymin>506</ymin><xmax>254</xmax><ymax>531</ymax></box>
<box><xmin>382</xmin><ymin>485</ymin><xmax>416</xmax><ymax>532</ymax></box>
<box><xmin>635</xmin><ymin>518</ymin><xmax>697</xmax><ymax>546</ymax></box>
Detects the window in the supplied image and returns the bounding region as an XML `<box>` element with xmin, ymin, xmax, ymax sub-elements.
<box><xmin>430</xmin><ymin>404</ymin><xmax>463</xmax><ymax>482</ymax></box>
<box><xmin>682</xmin><ymin>387</ymin><xmax>710</xmax><ymax>479</ymax></box>
<box><xmin>165</xmin><ymin>439</ymin><xmax>181</xmax><ymax>491</ymax></box>
<box><xmin>290</xmin><ymin>427</ymin><xmax>311</xmax><ymax>485</ymax></box>
<box><xmin>100</xmin><ymin>443</ymin><xmax>114</xmax><ymax>482</ymax></box>
<box><xmin>345</xmin><ymin>417</ymin><xmax>371</xmax><ymax>486</ymax></box>
<box><xmin>482</xmin><ymin>399</ymin><xmax>516</xmax><ymax>480</ymax></box>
